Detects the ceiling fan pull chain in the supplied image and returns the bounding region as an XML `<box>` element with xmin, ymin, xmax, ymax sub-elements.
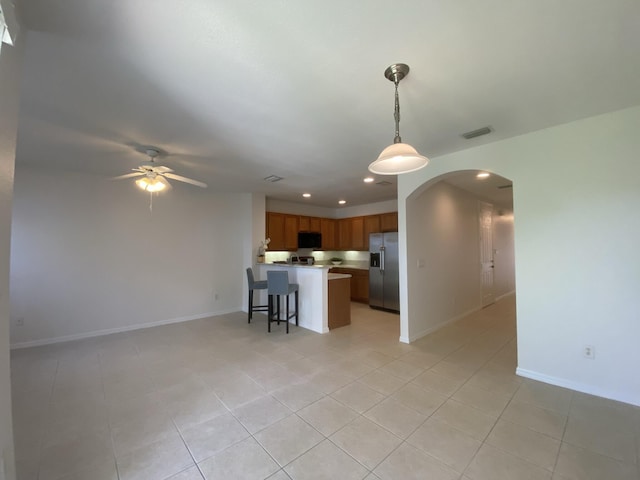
<box><xmin>149</xmin><ymin>191</ymin><xmax>153</xmax><ymax>213</ymax></box>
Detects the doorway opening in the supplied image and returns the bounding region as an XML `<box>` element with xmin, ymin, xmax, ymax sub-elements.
<box><xmin>403</xmin><ymin>170</ymin><xmax>516</xmax><ymax>343</ymax></box>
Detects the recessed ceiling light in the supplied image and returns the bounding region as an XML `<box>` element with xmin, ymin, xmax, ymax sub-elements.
<box><xmin>338</xmin><ymin>200</ymin><xmax>346</xmax><ymax>205</ymax></box>
<box><xmin>476</xmin><ymin>172</ymin><xmax>490</xmax><ymax>179</ymax></box>
<box><xmin>363</xmin><ymin>177</ymin><xmax>374</xmax><ymax>183</ymax></box>
<box><xmin>302</xmin><ymin>193</ymin><xmax>311</xmax><ymax>198</ymax></box>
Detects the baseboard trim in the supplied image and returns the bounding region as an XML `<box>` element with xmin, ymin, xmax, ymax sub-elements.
<box><xmin>10</xmin><ymin>308</ymin><xmax>239</xmax><ymax>349</ymax></box>
<box><xmin>495</xmin><ymin>290</ymin><xmax>516</xmax><ymax>302</ymax></box>
<box><xmin>516</xmin><ymin>367</ymin><xmax>640</xmax><ymax>407</ymax></box>
<box><xmin>406</xmin><ymin>306</ymin><xmax>482</xmax><ymax>343</ymax></box>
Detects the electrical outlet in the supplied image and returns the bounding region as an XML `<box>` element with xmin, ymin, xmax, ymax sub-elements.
<box><xmin>583</xmin><ymin>345</ymin><xmax>595</xmax><ymax>359</ymax></box>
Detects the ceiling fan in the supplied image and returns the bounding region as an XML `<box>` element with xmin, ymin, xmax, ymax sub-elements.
<box><xmin>112</xmin><ymin>148</ymin><xmax>208</xmax><ymax>192</ymax></box>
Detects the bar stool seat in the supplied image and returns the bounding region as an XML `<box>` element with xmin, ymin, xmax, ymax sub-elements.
<box><xmin>267</xmin><ymin>270</ymin><xmax>299</xmax><ymax>334</ymax></box>
<box><xmin>246</xmin><ymin>267</ymin><xmax>268</xmax><ymax>323</ymax></box>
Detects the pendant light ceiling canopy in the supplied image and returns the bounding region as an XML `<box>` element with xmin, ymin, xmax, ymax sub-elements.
<box><xmin>368</xmin><ymin>63</ymin><xmax>429</xmax><ymax>175</ymax></box>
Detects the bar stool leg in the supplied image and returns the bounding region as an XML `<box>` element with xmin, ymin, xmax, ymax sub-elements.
<box><xmin>285</xmin><ymin>295</ymin><xmax>290</xmax><ymax>334</ymax></box>
<box><xmin>295</xmin><ymin>290</ymin><xmax>299</xmax><ymax>326</ymax></box>
<box><xmin>267</xmin><ymin>294</ymin><xmax>272</xmax><ymax>332</ymax></box>
<box><xmin>248</xmin><ymin>289</ymin><xmax>253</xmax><ymax>323</ymax></box>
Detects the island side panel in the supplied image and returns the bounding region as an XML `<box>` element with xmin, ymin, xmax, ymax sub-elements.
<box><xmin>255</xmin><ymin>264</ymin><xmax>329</xmax><ymax>333</ymax></box>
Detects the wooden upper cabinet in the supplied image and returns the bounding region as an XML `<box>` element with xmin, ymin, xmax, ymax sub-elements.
<box><xmin>337</xmin><ymin>218</ymin><xmax>352</xmax><ymax>250</ymax></box>
<box><xmin>299</xmin><ymin>216</ymin><xmax>321</xmax><ymax>232</ymax></box>
<box><xmin>266</xmin><ymin>211</ymin><xmax>397</xmax><ymax>251</ymax></box>
<box><xmin>320</xmin><ymin>218</ymin><xmax>336</xmax><ymax>250</ymax></box>
<box><xmin>309</xmin><ymin>216</ymin><xmax>321</xmax><ymax>232</ymax></box>
<box><xmin>363</xmin><ymin>215</ymin><xmax>381</xmax><ymax>250</ymax></box>
<box><xmin>266</xmin><ymin>212</ymin><xmax>285</xmax><ymax>250</ymax></box>
<box><xmin>351</xmin><ymin>217</ymin><xmax>365</xmax><ymax>251</ymax></box>
<box><xmin>380</xmin><ymin>212</ymin><xmax>398</xmax><ymax>232</ymax></box>
<box><xmin>283</xmin><ymin>215</ymin><xmax>299</xmax><ymax>250</ymax></box>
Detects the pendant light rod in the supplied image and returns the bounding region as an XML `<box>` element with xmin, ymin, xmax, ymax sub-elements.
<box><xmin>385</xmin><ymin>63</ymin><xmax>409</xmax><ymax>144</ymax></box>
<box><xmin>393</xmin><ymin>81</ymin><xmax>401</xmax><ymax>143</ymax></box>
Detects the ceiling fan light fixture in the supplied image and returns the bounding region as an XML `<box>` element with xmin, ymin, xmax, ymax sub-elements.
<box><xmin>369</xmin><ymin>63</ymin><xmax>429</xmax><ymax>176</ymax></box>
<box><xmin>136</xmin><ymin>176</ymin><xmax>166</xmax><ymax>192</ymax></box>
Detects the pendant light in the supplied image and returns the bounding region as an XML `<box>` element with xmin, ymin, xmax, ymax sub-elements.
<box><xmin>368</xmin><ymin>63</ymin><xmax>429</xmax><ymax>175</ymax></box>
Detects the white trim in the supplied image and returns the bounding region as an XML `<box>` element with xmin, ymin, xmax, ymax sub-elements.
<box><xmin>10</xmin><ymin>308</ymin><xmax>238</xmax><ymax>349</ymax></box>
<box><xmin>516</xmin><ymin>367</ymin><xmax>640</xmax><ymax>408</ymax></box>
<box><xmin>405</xmin><ymin>306</ymin><xmax>481</xmax><ymax>343</ymax></box>
<box><xmin>495</xmin><ymin>290</ymin><xmax>516</xmax><ymax>302</ymax></box>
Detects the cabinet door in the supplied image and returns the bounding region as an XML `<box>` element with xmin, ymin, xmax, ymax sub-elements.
<box><xmin>363</xmin><ymin>215</ymin><xmax>381</xmax><ymax>250</ymax></box>
<box><xmin>351</xmin><ymin>272</ymin><xmax>369</xmax><ymax>303</ymax></box>
<box><xmin>309</xmin><ymin>216</ymin><xmax>321</xmax><ymax>232</ymax></box>
<box><xmin>266</xmin><ymin>212</ymin><xmax>285</xmax><ymax>250</ymax></box>
<box><xmin>337</xmin><ymin>218</ymin><xmax>352</xmax><ymax>250</ymax></box>
<box><xmin>320</xmin><ymin>218</ymin><xmax>336</xmax><ymax>250</ymax></box>
<box><xmin>299</xmin><ymin>216</ymin><xmax>310</xmax><ymax>231</ymax></box>
<box><xmin>351</xmin><ymin>217</ymin><xmax>365</xmax><ymax>251</ymax></box>
<box><xmin>380</xmin><ymin>212</ymin><xmax>398</xmax><ymax>232</ymax></box>
<box><xmin>284</xmin><ymin>215</ymin><xmax>299</xmax><ymax>250</ymax></box>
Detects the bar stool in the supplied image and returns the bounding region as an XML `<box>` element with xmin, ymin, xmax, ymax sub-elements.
<box><xmin>267</xmin><ymin>270</ymin><xmax>299</xmax><ymax>334</ymax></box>
<box><xmin>246</xmin><ymin>267</ymin><xmax>268</xmax><ymax>323</ymax></box>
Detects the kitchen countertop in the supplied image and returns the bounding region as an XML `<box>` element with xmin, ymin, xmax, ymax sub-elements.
<box><xmin>328</xmin><ymin>273</ymin><xmax>352</xmax><ymax>280</ymax></box>
<box><xmin>328</xmin><ymin>264</ymin><xmax>369</xmax><ymax>270</ymax></box>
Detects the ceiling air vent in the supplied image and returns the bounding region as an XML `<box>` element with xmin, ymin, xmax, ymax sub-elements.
<box><xmin>376</xmin><ymin>180</ymin><xmax>393</xmax><ymax>186</ymax></box>
<box><xmin>263</xmin><ymin>175</ymin><xmax>283</xmax><ymax>182</ymax></box>
<box><xmin>462</xmin><ymin>126</ymin><xmax>492</xmax><ymax>140</ymax></box>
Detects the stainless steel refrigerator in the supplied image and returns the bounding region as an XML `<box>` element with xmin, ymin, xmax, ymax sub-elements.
<box><xmin>369</xmin><ymin>232</ymin><xmax>400</xmax><ymax>312</ymax></box>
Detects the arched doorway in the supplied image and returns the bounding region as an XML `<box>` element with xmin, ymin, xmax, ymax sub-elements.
<box><xmin>400</xmin><ymin>170</ymin><xmax>515</xmax><ymax>343</ymax></box>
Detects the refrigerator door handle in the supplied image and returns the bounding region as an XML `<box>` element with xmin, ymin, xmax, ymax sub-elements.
<box><xmin>380</xmin><ymin>246</ymin><xmax>385</xmax><ymax>272</ymax></box>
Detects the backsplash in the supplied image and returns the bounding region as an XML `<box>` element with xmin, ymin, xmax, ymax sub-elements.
<box><xmin>265</xmin><ymin>250</ymin><xmax>369</xmax><ymax>268</ymax></box>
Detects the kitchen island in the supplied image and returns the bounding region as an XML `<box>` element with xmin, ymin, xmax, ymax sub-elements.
<box><xmin>255</xmin><ymin>263</ymin><xmax>351</xmax><ymax>333</ymax></box>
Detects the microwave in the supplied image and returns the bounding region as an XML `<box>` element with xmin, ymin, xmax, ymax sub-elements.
<box><xmin>298</xmin><ymin>231</ymin><xmax>322</xmax><ymax>249</ymax></box>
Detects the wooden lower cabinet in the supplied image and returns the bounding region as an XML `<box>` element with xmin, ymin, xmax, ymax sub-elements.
<box><xmin>328</xmin><ymin>277</ymin><xmax>351</xmax><ymax>329</ymax></box>
<box><xmin>329</xmin><ymin>267</ymin><xmax>369</xmax><ymax>303</ymax></box>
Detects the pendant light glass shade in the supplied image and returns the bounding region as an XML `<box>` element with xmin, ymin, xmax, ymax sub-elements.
<box><xmin>368</xmin><ymin>142</ymin><xmax>429</xmax><ymax>175</ymax></box>
<box><xmin>369</xmin><ymin>63</ymin><xmax>429</xmax><ymax>175</ymax></box>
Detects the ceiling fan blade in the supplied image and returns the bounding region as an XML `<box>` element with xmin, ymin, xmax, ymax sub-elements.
<box><xmin>111</xmin><ymin>172</ymin><xmax>145</xmax><ymax>180</ymax></box>
<box><xmin>154</xmin><ymin>165</ymin><xmax>174</xmax><ymax>174</ymax></box>
<box><xmin>163</xmin><ymin>173</ymin><xmax>208</xmax><ymax>188</ymax></box>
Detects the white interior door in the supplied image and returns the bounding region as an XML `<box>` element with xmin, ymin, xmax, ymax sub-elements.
<box><xmin>479</xmin><ymin>201</ymin><xmax>495</xmax><ymax>307</ymax></box>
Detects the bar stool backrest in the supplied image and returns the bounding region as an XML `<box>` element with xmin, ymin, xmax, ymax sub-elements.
<box><xmin>247</xmin><ymin>267</ymin><xmax>258</xmax><ymax>289</ymax></box>
<box><xmin>267</xmin><ymin>270</ymin><xmax>289</xmax><ymax>295</ymax></box>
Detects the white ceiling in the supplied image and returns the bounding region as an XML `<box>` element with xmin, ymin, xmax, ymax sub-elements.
<box><xmin>14</xmin><ymin>0</ymin><xmax>640</xmax><ymax>208</ymax></box>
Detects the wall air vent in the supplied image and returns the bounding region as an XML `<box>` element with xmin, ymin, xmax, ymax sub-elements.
<box><xmin>376</xmin><ymin>180</ymin><xmax>393</xmax><ymax>186</ymax></box>
<box><xmin>462</xmin><ymin>126</ymin><xmax>492</xmax><ymax>139</ymax></box>
<box><xmin>498</xmin><ymin>184</ymin><xmax>513</xmax><ymax>189</ymax></box>
<box><xmin>263</xmin><ymin>175</ymin><xmax>284</xmax><ymax>182</ymax></box>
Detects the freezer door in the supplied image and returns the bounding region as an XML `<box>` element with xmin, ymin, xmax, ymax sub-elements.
<box><xmin>383</xmin><ymin>232</ymin><xmax>400</xmax><ymax>312</ymax></box>
<box><xmin>369</xmin><ymin>233</ymin><xmax>384</xmax><ymax>308</ymax></box>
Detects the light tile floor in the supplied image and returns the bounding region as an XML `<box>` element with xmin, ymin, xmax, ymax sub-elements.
<box><xmin>10</xmin><ymin>296</ymin><xmax>640</xmax><ymax>479</ymax></box>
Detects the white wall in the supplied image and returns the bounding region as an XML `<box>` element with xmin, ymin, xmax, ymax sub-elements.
<box><xmin>266</xmin><ymin>198</ymin><xmax>397</xmax><ymax>219</ymax></box>
<box><xmin>0</xmin><ymin>29</ymin><xmax>22</xmax><ymax>480</ymax></box>
<box><xmin>405</xmin><ymin>181</ymin><xmax>514</xmax><ymax>341</ymax></box>
<box><xmin>10</xmin><ymin>167</ymin><xmax>254</xmax><ymax>347</ymax></box>
<box><xmin>399</xmin><ymin>106</ymin><xmax>640</xmax><ymax>406</ymax></box>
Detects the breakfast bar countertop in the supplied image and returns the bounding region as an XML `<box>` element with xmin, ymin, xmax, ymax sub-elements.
<box><xmin>328</xmin><ymin>273</ymin><xmax>352</xmax><ymax>280</ymax></box>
